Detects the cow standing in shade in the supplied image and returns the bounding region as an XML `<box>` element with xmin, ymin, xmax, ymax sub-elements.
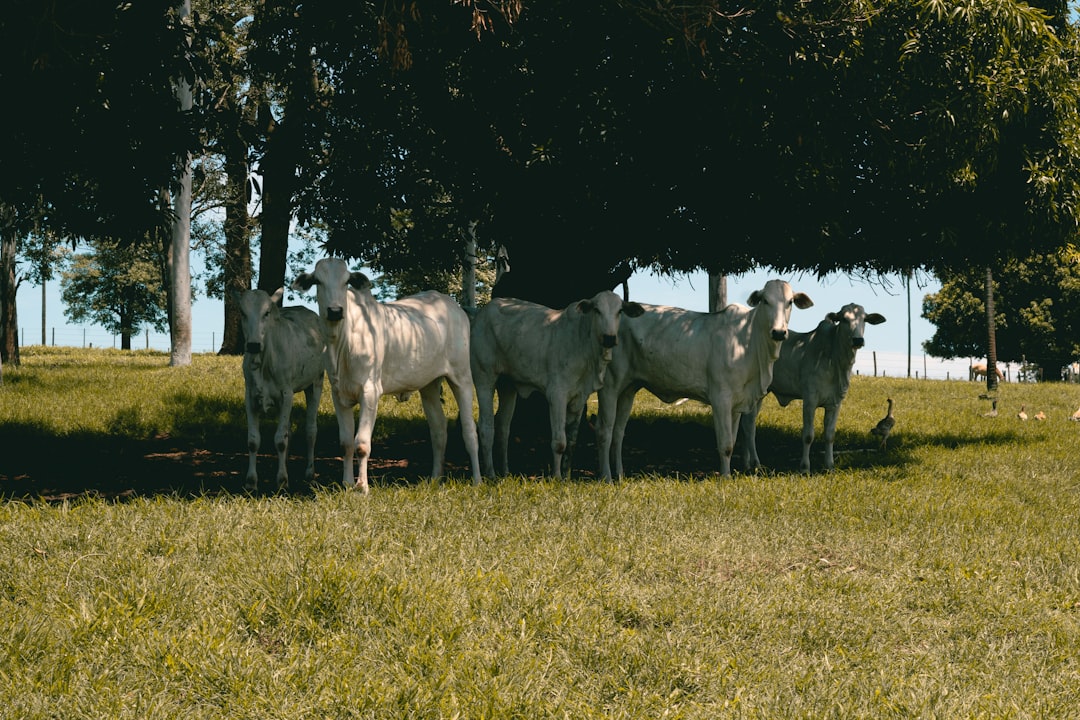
<box><xmin>596</xmin><ymin>279</ymin><xmax>813</xmax><ymax>478</ymax></box>
<box><xmin>470</xmin><ymin>292</ymin><xmax>644</xmax><ymax>479</ymax></box>
<box><xmin>293</xmin><ymin>258</ymin><xmax>481</xmax><ymax>492</ymax></box>
<box><xmin>238</xmin><ymin>288</ymin><xmax>325</xmax><ymax>491</ymax></box>
<box><xmin>739</xmin><ymin>303</ymin><xmax>885</xmax><ymax>473</ymax></box>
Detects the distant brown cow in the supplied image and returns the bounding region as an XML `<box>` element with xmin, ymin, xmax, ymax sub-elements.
<box><xmin>970</xmin><ymin>362</ymin><xmax>1004</xmax><ymax>382</ymax></box>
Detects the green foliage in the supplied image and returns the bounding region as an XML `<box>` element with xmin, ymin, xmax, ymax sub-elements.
<box><xmin>922</xmin><ymin>252</ymin><xmax>1080</xmax><ymax>370</ymax></box>
<box><xmin>60</xmin><ymin>239</ymin><xmax>170</xmax><ymax>345</ymax></box>
<box><xmin>0</xmin><ymin>0</ymin><xmax>198</xmax><ymax>239</ymax></box>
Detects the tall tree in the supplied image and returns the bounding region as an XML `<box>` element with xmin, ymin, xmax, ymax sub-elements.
<box><xmin>192</xmin><ymin>1</ymin><xmax>258</xmax><ymax>354</ymax></box>
<box><xmin>0</xmin><ymin>204</ymin><xmax>19</xmax><ymax>368</ymax></box>
<box><xmin>167</xmin><ymin>0</ymin><xmax>195</xmax><ymax>366</ymax></box>
<box><xmin>985</xmin><ymin>268</ymin><xmax>1000</xmax><ymax>392</ymax></box>
<box><xmin>296</xmin><ymin>0</ymin><xmax>1080</xmax><ymax>301</ymax></box>
<box><xmin>922</xmin><ymin>252</ymin><xmax>1080</xmax><ymax>377</ymax></box>
<box><xmin>60</xmin><ymin>238</ymin><xmax>169</xmax><ymax>350</ymax></box>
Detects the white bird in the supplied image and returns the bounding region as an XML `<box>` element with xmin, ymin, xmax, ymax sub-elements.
<box><xmin>870</xmin><ymin>398</ymin><xmax>895</xmax><ymax>450</ymax></box>
<box><xmin>1018</xmin><ymin>405</ymin><xmax>1029</xmax><ymax>421</ymax></box>
<box><xmin>983</xmin><ymin>399</ymin><xmax>998</xmax><ymax>418</ymax></box>
<box><xmin>1034</xmin><ymin>410</ymin><xmax>1047</xmax><ymax>421</ymax></box>
<box><xmin>1069</xmin><ymin>406</ymin><xmax>1080</xmax><ymax>422</ymax></box>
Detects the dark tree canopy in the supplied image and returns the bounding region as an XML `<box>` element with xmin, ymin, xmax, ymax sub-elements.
<box><xmin>269</xmin><ymin>0</ymin><xmax>1080</xmax><ymax>303</ymax></box>
<box><xmin>1</xmin><ymin>0</ymin><xmax>197</xmax><ymax>239</ymax></box>
<box><xmin>5</xmin><ymin>0</ymin><xmax>1080</xmax><ymax>315</ymax></box>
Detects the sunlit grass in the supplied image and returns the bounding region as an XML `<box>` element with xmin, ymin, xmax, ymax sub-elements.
<box><xmin>2</xmin><ymin>348</ymin><xmax>1080</xmax><ymax>717</ymax></box>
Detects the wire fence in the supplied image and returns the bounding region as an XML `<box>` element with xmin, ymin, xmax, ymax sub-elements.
<box><xmin>18</xmin><ymin>327</ymin><xmax>1048</xmax><ymax>383</ymax></box>
<box><xmin>22</xmin><ymin>327</ymin><xmax>223</xmax><ymax>354</ymax></box>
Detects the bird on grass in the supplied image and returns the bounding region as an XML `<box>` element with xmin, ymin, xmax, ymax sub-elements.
<box><xmin>1034</xmin><ymin>410</ymin><xmax>1047</xmax><ymax>421</ymax></box>
<box><xmin>1018</xmin><ymin>405</ymin><xmax>1029</xmax><ymax>421</ymax></box>
<box><xmin>1070</xmin><ymin>406</ymin><xmax>1080</xmax><ymax>422</ymax></box>
<box><xmin>983</xmin><ymin>399</ymin><xmax>998</xmax><ymax>418</ymax></box>
<box><xmin>870</xmin><ymin>398</ymin><xmax>895</xmax><ymax>450</ymax></box>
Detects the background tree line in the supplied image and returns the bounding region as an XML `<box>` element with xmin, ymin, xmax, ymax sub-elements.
<box><xmin>4</xmin><ymin>0</ymin><xmax>1080</xmax><ymax>380</ymax></box>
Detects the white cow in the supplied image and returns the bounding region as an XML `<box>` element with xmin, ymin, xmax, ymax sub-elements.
<box><xmin>596</xmin><ymin>279</ymin><xmax>813</xmax><ymax>478</ymax></box>
<box><xmin>739</xmin><ymin>303</ymin><xmax>885</xmax><ymax>473</ymax></box>
<box><xmin>292</xmin><ymin>258</ymin><xmax>481</xmax><ymax>492</ymax></box>
<box><xmin>238</xmin><ymin>288</ymin><xmax>326</xmax><ymax>491</ymax></box>
<box><xmin>470</xmin><ymin>292</ymin><xmax>644</xmax><ymax>479</ymax></box>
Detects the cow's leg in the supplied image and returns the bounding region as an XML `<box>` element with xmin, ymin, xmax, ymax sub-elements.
<box><xmin>332</xmin><ymin>387</ymin><xmax>359</xmax><ymax>491</ymax></box>
<box><xmin>352</xmin><ymin>386</ymin><xmax>381</xmax><ymax>493</ymax></box>
<box><xmin>799</xmin><ymin>400</ymin><xmax>818</xmax><ymax>473</ymax></box>
<box><xmin>547</xmin><ymin>393</ymin><xmax>569</xmax><ymax>480</ymax></box>
<box><xmin>244</xmin><ymin>394</ymin><xmax>261</xmax><ymax>492</ymax></box>
<box><xmin>493</xmin><ymin>379</ymin><xmax>518</xmax><ymax>476</ymax></box>
<box><xmin>446</xmin><ymin>374</ymin><xmax>482</xmax><ymax>485</ymax></box>
<box><xmin>821</xmin><ymin>403</ymin><xmax>840</xmax><ymax>471</ymax></box>
<box><xmin>708</xmin><ymin>397</ymin><xmax>736</xmax><ymax>477</ymax></box>
<box><xmin>272</xmin><ymin>390</ymin><xmax>293</xmax><ymax>489</ymax></box>
<box><xmin>595</xmin><ymin>386</ymin><xmax>618</xmax><ymax>480</ymax></box>
<box><xmin>739</xmin><ymin>398</ymin><xmax>763</xmax><ymax>471</ymax></box>
<box><xmin>610</xmin><ymin>387</ymin><xmax>638</xmax><ymax>479</ymax></box>
<box><xmin>302</xmin><ymin>376</ymin><xmax>322</xmax><ymax>483</ymax></box>
<box><xmin>474</xmin><ymin>374</ymin><xmax>497</xmax><ymax>478</ymax></box>
<box><xmin>561</xmin><ymin>398</ymin><xmax>587</xmax><ymax>479</ymax></box>
<box><xmin>419</xmin><ymin>380</ymin><xmax>449</xmax><ymax>480</ymax></box>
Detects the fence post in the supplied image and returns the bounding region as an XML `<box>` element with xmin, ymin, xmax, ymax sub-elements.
<box><xmin>872</xmin><ymin>351</ymin><xmax>878</xmax><ymax>377</ymax></box>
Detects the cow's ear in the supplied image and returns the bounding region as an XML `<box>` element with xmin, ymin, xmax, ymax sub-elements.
<box><xmin>826</xmin><ymin>311</ymin><xmax>842</xmax><ymax>323</ymax></box>
<box><xmin>622</xmin><ymin>301</ymin><xmax>645</xmax><ymax>318</ymax></box>
<box><xmin>270</xmin><ymin>287</ymin><xmax>285</xmax><ymax>305</ymax></box>
<box><xmin>747</xmin><ymin>290</ymin><xmax>762</xmax><ymax>307</ymax></box>
<box><xmin>793</xmin><ymin>293</ymin><xmax>814</xmax><ymax>309</ymax></box>
<box><xmin>577</xmin><ymin>299</ymin><xmax>596</xmax><ymax>314</ymax></box>
<box><xmin>866</xmin><ymin>313</ymin><xmax>886</xmax><ymax>325</ymax></box>
<box><xmin>292</xmin><ymin>273</ymin><xmax>316</xmax><ymax>292</ymax></box>
<box><xmin>348</xmin><ymin>272</ymin><xmax>372</xmax><ymax>291</ymax></box>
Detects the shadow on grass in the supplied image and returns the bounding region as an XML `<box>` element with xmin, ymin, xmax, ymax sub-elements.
<box><xmin>2</xmin><ymin>392</ymin><xmax>1026</xmax><ymax>500</ymax></box>
<box><xmin>0</xmin><ymin>391</ymin><xmax>480</xmax><ymax>501</ymax></box>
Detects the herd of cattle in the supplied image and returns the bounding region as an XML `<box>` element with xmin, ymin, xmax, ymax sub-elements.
<box><xmin>239</xmin><ymin>257</ymin><xmax>886</xmax><ymax>492</ymax></box>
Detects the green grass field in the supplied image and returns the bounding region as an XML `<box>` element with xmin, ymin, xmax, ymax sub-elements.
<box><xmin>2</xmin><ymin>347</ymin><xmax>1079</xmax><ymax>718</ymax></box>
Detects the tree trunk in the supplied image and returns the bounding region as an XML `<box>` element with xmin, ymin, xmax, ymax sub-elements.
<box><xmin>708</xmin><ymin>271</ymin><xmax>727</xmax><ymax>313</ymax></box>
<box><xmin>219</xmin><ymin>129</ymin><xmax>253</xmax><ymax>355</ymax></box>
<box><xmin>40</xmin><ymin>276</ymin><xmax>46</xmax><ymax>346</ymax></box>
<box><xmin>167</xmin><ymin>0</ymin><xmax>193</xmax><ymax>367</ymax></box>
<box><xmin>256</xmin><ymin>104</ymin><xmax>296</xmax><ymax>295</ymax></box>
<box><xmin>906</xmin><ymin>271</ymin><xmax>912</xmax><ymax>379</ymax></box>
<box><xmin>462</xmin><ymin>224</ymin><xmax>477</xmax><ymax>309</ymax></box>
<box><xmin>985</xmin><ymin>266</ymin><xmax>999</xmax><ymax>393</ymax></box>
<box><xmin>0</xmin><ymin>205</ymin><xmax>20</xmax><ymax>368</ymax></box>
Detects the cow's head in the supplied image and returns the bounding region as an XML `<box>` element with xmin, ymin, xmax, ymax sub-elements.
<box><xmin>292</xmin><ymin>258</ymin><xmax>371</xmax><ymax>327</ymax></box>
<box><xmin>748</xmin><ymin>279</ymin><xmax>814</xmax><ymax>342</ymax></box>
<box><xmin>576</xmin><ymin>291</ymin><xmax>645</xmax><ymax>360</ymax></box>
<box><xmin>237</xmin><ymin>287</ymin><xmax>284</xmax><ymax>355</ymax></box>
<box><xmin>826</xmin><ymin>303</ymin><xmax>886</xmax><ymax>349</ymax></box>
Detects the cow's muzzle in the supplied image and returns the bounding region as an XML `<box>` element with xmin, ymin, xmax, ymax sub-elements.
<box><xmin>771</xmin><ymin>329</ymin><xmax>788</xmax><ymax>342</ymax></box>
<box><xmin>245</xmin><ymin>342</ymin><xmax>262</xmax><ymax>354</ymax></box>
<box><xmin>602</xmin><ymin>334</ymin><xmax>617</xmax><ymax>349</ymax></box>
<box><xmin>852</xmin><ymin>337</ymin><xmax>865</xmax><ymax>349</ymax></box>
<box><xmin>327</xmin><ymin>306</ymin><xmax>344</xmax><ymax>322</ymax></box>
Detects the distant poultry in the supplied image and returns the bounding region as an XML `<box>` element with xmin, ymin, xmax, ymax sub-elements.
<box><xmin>983</xmin><ymin>399</ymin><xmax>998</xmax><ymax>418</ymax></box>
<box><xmin>870</xmin><ymin>398</ymin><xmax>895</xmax><ymax>450</ymax></box>
<box><xmin>1034</xmin><ymin>410</ymin><xmax>1047</xmax><ymax>421</ymax></box>
<box><xmin>1070</xmin><ymin>406</ymin><xmax>1080</xmax><ymax>422</ymax></box>
<box><xmin>1018</xmin><ymin>405</ymin><xmax>1029</xmax><ymax>421</ymax></box>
